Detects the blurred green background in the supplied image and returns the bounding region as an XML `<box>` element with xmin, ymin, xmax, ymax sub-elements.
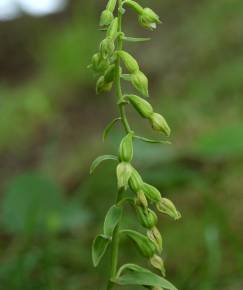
<box><xmin>0</xmin><ymin>0</ymin><xmax>242</xmax><ymax>289</ymax></box>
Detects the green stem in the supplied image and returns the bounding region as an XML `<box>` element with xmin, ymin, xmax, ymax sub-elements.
<box><xmin>106</xmin><ymin>2</ymin><xmax>132</xmax><ymax>290</ymax></box>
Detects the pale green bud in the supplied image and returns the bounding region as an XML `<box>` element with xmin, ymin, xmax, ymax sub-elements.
<box><xmin>125</xmin><ymin>94</ymin><xmax>153</xmax><ymax>118</ymax></box>
<box><xmin>136</xmin><ymin>190</ymin><xmax>148</xmax><ymax>208</ymax></box>
<box><xmin>149</xmin><ymin>112</ymin><xmax>171</xmax><ymax>137</ymax></box>
<box><xmin>129</xmin><ymin>168</ymin><xmax>143</xmax><ymax>192</ymax></box>
<box><xmin>100</xmin><ymin>37</ymin><xmax>115</xmax><ymax>59</ymax></box>
<box><xmin>116</xmin><ymin>162</ymin><xmax>133</xmax><ymax>190</ymax></box>
<box><xmin>131</xmin><ymin>70</ymin><xmax>149</xmax><ymax>97</ymax></box>
<box><xmin>123</xmin><ymin>229</ymin><xmax>156</xmax><ymax>258</ymax></box>
<box><xmin>119</xmin><ymin>133</ymin><xmax>133</xmax><ymax>162</ymax></box>
<box><xmin>104</xmin><ymin>64</ymin><xmax>115</xmax><ymax>83</ymax></box>
<box><xmin>106</xmin><ymin>0</ymin><xmax>117</xmax><ymax>12</ymax></box>
<box><xmin>124</xmin><ymin>0</ymin><xmax>144</xmax><ymax>14</ymax></box>
<box><xmin>106</xmin><ymin>17</ymin><xmax>119</xmax><ymax>40</ymax></box>
<box><xmin>142</xmin><ymin>183</ymin><xmax>161</xmax><ymax>203</ymax></box>
<box><xmin>90</xmin><ymin>53</ymin><xmax>109</xmax><ymax>74</ymax></box>
<box><xmin>100</xmin><ymin>10</ymin><xmax>114</xmax><ymax>26</ymax></box>
<box><xmin>150</xmin><ymin>254</ymin><xmax>166</xmax><ymax>276</ymax></box>
<box><xmin>118</xmin><ymin>50</ymin><xmax>139</xmax><ymax>73</ymax></box>
<box><xmin>156</xmin><ymin>198</ymin><xmax>181</xmax><ymax>220</ymax></box>
<box><xmin>136</xmin><ymin>207</ymin><xmax>158</xmax><ymax>229</ymax></box>
<box><xmin>96</xmin><ymin>76</ymin><xmax>113</xmax><ymax>94</ymax></box>
<box><xmin>139</xmin><ymin>8</ymin><xmax>161</xmax><ymax>31</ymax></box>
<box><xmin>147</xmin><ymin>226</ymin><xmax>163</xmax><ymax>253</ymax></box>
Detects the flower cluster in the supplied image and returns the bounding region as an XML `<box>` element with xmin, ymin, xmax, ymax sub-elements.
<box><xmin>89</xmin><ymin>1</ymin><xmax>181</xmax><ymax>290</ymax></box>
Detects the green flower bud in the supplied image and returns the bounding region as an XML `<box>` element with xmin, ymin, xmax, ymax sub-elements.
<box><xmin>106</xmin><ymin>0</ymin><xmax>117</xmax><ymax>12</ymax></box>
<box><xmin>107</xmin><ymin>17</ymin><xmax>119</xmax><ymax>40</ymax></box>
<box><xmin>136</xmin><ymin>190</ymin><xmax>148</xmax><ymax>208</ymax></box>
<box><xmin>142</xmin><ymin>183</ymin><xmax>161</xmax><ymax>203</ymax></box>
<box><xmin>123</xmin><ymin>229</ymin><xmax>156</xmax><ymax>258</ymax></box>
<box><xmin>149</xmin><ymin>112</ymin><xmax>171</xmax><ymax>137</ymax></box>
<box><xmin>119</xmin><ymin>133</ymin><xmax>133</xmax><ymax>162</ymax></box>
<box><xmin>96</xmin><ymin>76</ymin><xmax>113</xmax><ymax>94</ymax></box>
<box><xmin>100</xmin><ymin>37</ymin><xmax>115</xmax><ymax>59</ymax></box>
<box><xmin>147</xmin><ymin>226</ymin><xmax>163</xmax><ymax>253</ymax></box>
<box><xmin>116</xmin><ymin>162</ymin><xmax>133</xmax><ymax>190</ymax></box>
<box><xmin>136</xmin><ymin>206</ymin><xmax>158</xmax><ymax>229</ymax></box>
<box><xmin>139</xmin><ymin>8</ymin><xmax>161</xmax><ymax>31</ymax></box>
<box><xmin>125</xmin><ymin>94</ymin><xmax>153</xmax><ymax>118</ymax></box>
<box><xmin>90</xmin><ymin>53</ymin><xmax>109</xmax><ymax>74</ymax></box>
<box><xmin>124</xmin><ymin>0</ymin><xmax>144</xmax><ymax>14</ymax></box>
<box><xmin>131</xmin><ymin>70</ymin><xmax>149</xmax><ymax>97</ymax></box>
<box><xmin>104</xmin><ymin>64</ymin><xmax>116</xmax><ymax>83</ymax></box>
<box><xmin>150</xmin><ymin>254</ymin><xmax>166</xmax><ymax>276</ymax></box>
<box><xmin>156</xmin><ymin>198</ymin><xmax>181</xmax><ymax>220</ymax></box>
<box><xmin>129</xmin><ymin>168</ymin><xmax>143</xmax><ymax>192</ymax></box>
<box><xmin>118</xmin><ymin>50</ymin><xmax>139</xmax><ymax>73</ymax></box>
<box><xmin>100</xmin><ymin>9</ymin><xmax>114</xmax><ymax>26</ymax></box>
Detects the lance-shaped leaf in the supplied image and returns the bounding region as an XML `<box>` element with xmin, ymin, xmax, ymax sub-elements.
<box><xmin>103</xmin><ymin>205</ymin><xmax>122</xmax><ymax>237</ymax></box>
<box><xmin>134</xmin><ymin>135</ymin><xmax>171</xmax><ymax>145</ymax></box>
<box><xmin>112</xmin><ymin>263</ymin><xmax>178</xmax><ymax>290</ymax></box>
<box><xmin>121</xmin><ymin>229</ymin><xmax>156</xmax><ymax>258</ymax></box>
<box><xmin>122</xmin><ymin>36</ymin><xmax>151</xmax><ymax>42</ymax></box>
<box><xmin>102</xmin><ymin>117</ymin><xmax>121</xmax><ymax>141</ymax></box>
<box><xmin>90</xmin><ymin>155</ymin><xmax>118</xmax><ymax>174</ymax></box>
<box><xmin>92</xmin><ymin>234</ymin><xmax>111</xmax><ymax>267</ymax></box>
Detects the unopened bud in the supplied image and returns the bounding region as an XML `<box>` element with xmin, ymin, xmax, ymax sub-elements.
<box><xmin>142</xmin><ymin>183</ymin><xmax>161</xmax><ymax>203</ymax></box>
<box><xmin>119</xmin><ymin>133</ymin><xmax>133</xmax><ymax>162</ymax></box>
<box><xmin>124</xmin><ymin>0</ymin><xmax>144</xmax><ymax>14</ymax></box>
<box><xmin>118</xmin><ymin>50</ymin><xmax>139</xmax><ymax>73</ymax></box>
<box><xmin>107</xmin><ymin>17</ymin><xmax>119</xmax><ymax>40</ymax></box>
<box><xmin>125</xmin><ymin>94</ymin><xmax>153</xmax><ymax>118</ymax></box>
<box><xmin>136</xmin><ymin>207</ymin><xmax>158</xmax><ymax>229</ymax></box>
<box><xmin>90</xmin><ymin>53</ymin><xmax>109</xmax><ymax>74</ymax></box>
<box><xmin>129</xmin><ymin>168</ymin><xmax>143</xmax><ymax>192</ymax></box>
<box><xmin>137</xmin><ymin>190</ymin><xmax>148</xmax><ymax>208</ymax></box>
<box><xmin>139</xmin><ymin>8</ymin><xmax>161</xmax><ymax>31</ymax></box>
<box><xmin>100</xmin><ymin>10</ymin><xmax>114</xmax><ymax>26</ymax></box>
<box><xmin>131</xmin><ymin>70</ymin><xmax>149</xmax><ymax>97</ymax></box>
<box><xmin>96</xmin><ymin>76</ymin><xmax>113</xmax><ymax>94</ymax></box>
<box><xmin>100</xmin><ymin>37</ymin><xmax>115</xmax><ymax>59</ymax></box>
<box><xmin>150</xmin><ymin>255</ymin><xmax>166</xmax><ymax>276</ymax></box>
<box><xmin>156</xmin><ymin>198</ymin><xmax>181</xmax><ymax>220</ymax></box>
<box><xmin>116</xmin><ymin>162</ymin><xmax>133</xmax><ymax>190</ymax></box>
<box><xmin>149</xmin><ymin>112</ymin><xmax>171</xmax><ymax>137</ymax></box>
<box><xmin>104</xmin><ymin>64</ymin><xmax>116</xmax><ymax>83</ymax></box>
<box><xmin>147</xmin><ymin>226</ymin><xmax>163</xmax><ymax>253</ymax></box>
<box><xmin>106</xmin><ymin>0</ymin><xmax>117</xmax><ymax>12</ymax></box>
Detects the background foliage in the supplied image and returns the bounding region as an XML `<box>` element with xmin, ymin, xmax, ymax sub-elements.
<box><xmin>0</xmin><ymin>0</ymin><xmax>242</xmax><ymax>289</ymax></box>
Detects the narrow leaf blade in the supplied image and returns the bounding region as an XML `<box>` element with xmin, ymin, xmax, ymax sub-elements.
<box><xmin>134</xmin><ymin>135</ymin><xmax>171</xmax><ymax>145</ymax></box>
<box><xmin>102</xmin><ymin>117</ymin><xmax>121</xmax><ymax>141</ymax></box>
<box><xmin>104</xmin><ymin>205</ymin><xmax>122</xmax><ymax>237</ymax></box>
<box><xmin>122</xmin><ymin>36</ymin><xmax>151</xmax><ymax>42</ymax></box>
<box><xmin>92</xmin><ymin>234</ymin><xmax>111</xmax><ymax>267</ymax></box>
<box><xmin>90</xmin><ymin>155</ymin><xmax>118</xmax><ymax>174</ymax></box>
<box><xmin>113</xmin><ymin>263</ymin><xmax>178</xmax><ymax>290</ymax></box>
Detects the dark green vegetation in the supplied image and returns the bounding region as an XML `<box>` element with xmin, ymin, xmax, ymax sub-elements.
<box><xmin>0</xmin><ymin>1</ymin><xmax>242</xmax><ymax>290</ymax></box>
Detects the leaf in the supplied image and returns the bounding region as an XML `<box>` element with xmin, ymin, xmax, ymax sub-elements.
<box><xmin>103</xmin><ymin>205</ymin><xmax>122</xmax><ymax>237</ymax></box>
<box><xmin>92</xmin><ymin>234</ymin><xmax>111</xmax><ymax>267</ymax></box>
<box><xmin>122</xmin><ymin>36</ymin><xmax>151</xmax><ymax>42</ymax></box>
<box><xmin>134</xmin><ymin>135</ymin><xmax>171</xmax><ymax>145</ymax></box>
<box><xmin>112</xmin><ymin>263</ymin><xmax>178</xmax><ymax>290</ymax></box>
<box><xmin>90</xmin><ymin>155</ymin><xmax>118</xmax><ymax>174</ymax></box>
<box><xmin>102</xmin><ymin>117</ymin><xmax>121</xmax><ymax>141</ymax></box>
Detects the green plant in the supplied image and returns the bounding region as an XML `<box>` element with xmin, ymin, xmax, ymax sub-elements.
<box><xmin>89</xmin><ymin>1</ymin><xmax>181</xmax><ymax>289</ymax></box>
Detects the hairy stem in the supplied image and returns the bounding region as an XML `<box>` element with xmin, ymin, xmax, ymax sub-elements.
<box><xmin>106</xmin><ymin>2</ymin><xmax>132</xmax><ymax>290</ymax></box>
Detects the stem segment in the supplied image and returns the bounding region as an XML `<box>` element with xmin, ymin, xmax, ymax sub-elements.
<box><xmin>106</xmin><ymin>1</ymin><xmax>132</xmax><ymax>289</ymax></box>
